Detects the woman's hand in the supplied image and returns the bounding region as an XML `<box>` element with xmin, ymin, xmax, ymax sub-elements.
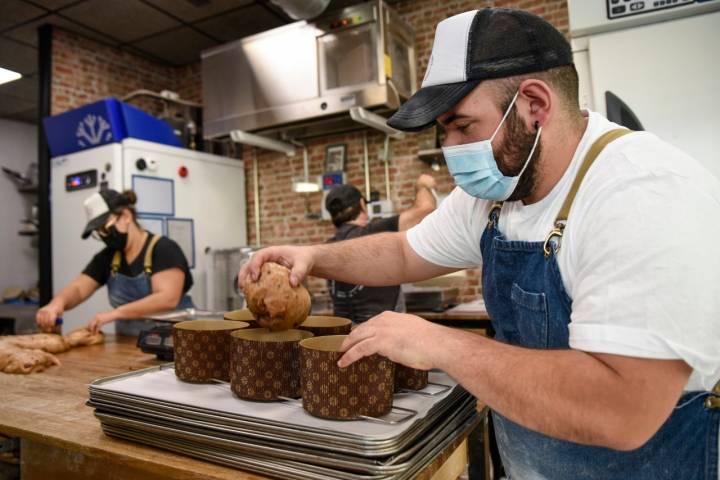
<box><xmin>36</xmin><ymin>302</ymin><xmax>64</xmax><ymax>332</ymax></box>
<box><xmin>88</xmin><ymin>310</ymin><xmax>121</xmax><ymax>334</ymax></box>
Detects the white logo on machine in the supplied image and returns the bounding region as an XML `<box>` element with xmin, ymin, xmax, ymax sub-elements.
<box><xmin>76</xmin><ymin>114</ymin><xmax>112</xmax><ymax>148</ymax></box>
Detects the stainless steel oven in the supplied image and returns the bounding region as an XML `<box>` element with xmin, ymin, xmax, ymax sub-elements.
<box><xmin>202</xmin><ymin>0</ymin><xmax>416</xmax><ymax>139</ymax></box>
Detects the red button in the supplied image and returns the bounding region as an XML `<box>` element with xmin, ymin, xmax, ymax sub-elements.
<box><xmin>178</xmin><ymin>166</ymin><xmax>188</xmax><ymax>177</ymax></box>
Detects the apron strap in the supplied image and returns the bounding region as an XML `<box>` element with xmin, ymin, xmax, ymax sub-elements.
<box><xmin>143</xmin><ymin>234</ymin><xmax>162</xmax><ymax>275</ymax></box>
<box><xmin>543</xmin><ymin>128</ymin><xmax>632</xmax><ymax>257</ymax></box>
<box><xmin>111</xmin><ymin>251</ymin><xmax>121</xmax><ymax>275</ymax></box>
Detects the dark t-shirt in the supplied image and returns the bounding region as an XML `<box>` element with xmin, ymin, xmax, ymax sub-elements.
<box><xmin>328</xmin><ymin>216</ymin><xmax>400</xmax><ymax>323</ymax></box>
<box><xmin>82</xmin><ymin>235</ymin><xmax>193</xmax><ymax>293</ymax></box>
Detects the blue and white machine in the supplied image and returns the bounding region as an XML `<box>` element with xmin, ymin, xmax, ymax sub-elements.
<box><xmin>46</xmin><ymin>101</ymin><xmax>247</xmax><ymax>333</ymax></box>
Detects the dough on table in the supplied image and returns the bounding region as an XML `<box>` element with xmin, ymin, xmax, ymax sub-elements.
<box><xmin>0</xmin><ymin>344</ymin><xmax>60</xmax><ymax>374</ymax></box>
<box><xmin>63</xmin><ymin>327</ymin><xmax>105</xmax><ymax>347</ymax></box>
<box><xmin>243</xmin><ymin>262</ymin><xmax>311</xmax><ymax>331</ymax></box>
<box><xmin>3</xmin><ymin>333</ymin><xmax>69</xmax><ymax>354</ymax></box>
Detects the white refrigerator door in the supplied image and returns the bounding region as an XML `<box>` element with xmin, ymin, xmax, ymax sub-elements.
<box><xmin>51</xmin><ymin>144</ymin><xmax>123</xmax><ymax>333</ymax></box>
<box><xmin>121</xmin><ymin>140</ymin><xmax>247</xmax><ymax>310</ymax></box>
<box><xmin>580</xmin><ymin>11</ymin><xmax>720</xmax><ymax>178</ymax></box>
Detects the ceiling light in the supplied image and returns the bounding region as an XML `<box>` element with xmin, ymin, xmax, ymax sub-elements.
<box><xmin>292</xmin><ymin>180</ymin><xmax>320</xmax><ymax>193</ymax></box>
<box><xmin>349</xmin><ymin>107</ymin><xmax>404</xmax><ymax>139</ymax></box>
<box><xmin>229</xmin><ymin>130</ymin><xmax>295</xmax><ymax>156</ymax></box>
<box><xmin>0</xmin><ymin>67</ymin><xmax>21</xmax><ymax>86</ymax></box>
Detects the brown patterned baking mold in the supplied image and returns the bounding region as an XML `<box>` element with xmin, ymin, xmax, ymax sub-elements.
<box><xmin>230</xmin><ymin>328</ymin><xmax>314</xmax><ymax>401</ymax></box>
<box><xmin>299</xmin><ymin>335</ymin><xmax>395</xmax><ymax>420</ymax></box>
<box><xmin>298</xmin><ymin>316</ymin><xmax>352</xmax><ymax>337</ymax></box>
<box><xmin>173</xmin><ymin>320</ymin><xmax>249</xmax><ymax>383</ymax></box>
<box><xmin>394</xmin><ymin>364</ymin><xmax>429</xmax><ymax>391</ymax></box>
<box><xmin>224</xmin><ymin>309</ymin><xmax>258</xmax><ymax>326</ymax></box>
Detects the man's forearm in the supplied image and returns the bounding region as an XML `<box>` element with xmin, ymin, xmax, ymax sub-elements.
<box><xmin>310</xmin><ymin>232</ymin><xmax>409</xmax><ymax>286</ymax></box>
<box><xmin>431</xmin><ymin>328</ymin><xmax>687</xmax><ymax>451</ymax></box>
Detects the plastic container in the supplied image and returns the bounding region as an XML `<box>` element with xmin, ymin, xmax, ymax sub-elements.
<box><xmin>43</xmin><ymin>97</ymin><xmax>181</xmax><ymax>157</ymax></box>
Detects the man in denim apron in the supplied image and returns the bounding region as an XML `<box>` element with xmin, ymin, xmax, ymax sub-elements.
<box><xmin>240</xmin><ymin>8</ymin><xmax>720</xmax><ymax>478</ymax></box>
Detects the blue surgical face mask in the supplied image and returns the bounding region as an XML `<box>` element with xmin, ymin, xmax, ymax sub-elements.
<box><xmin>441</xmin><ymin>91</ymin><xmax>542</xmax><ymax>201</ymax></box>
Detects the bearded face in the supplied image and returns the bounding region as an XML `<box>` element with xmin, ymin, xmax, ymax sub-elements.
<box><xmin>493</xmin><ymin>107</ymin><xmax>542</xmax><ymax>202</ymax></box>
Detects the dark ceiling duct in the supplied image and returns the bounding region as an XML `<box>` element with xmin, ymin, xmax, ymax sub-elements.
<box><xmin>268</xmin><ymin>0</ymin><xmax>332</xmax><ymax>20</ymax></box>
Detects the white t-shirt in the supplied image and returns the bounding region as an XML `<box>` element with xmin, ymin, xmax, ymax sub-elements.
<box><xmin>408</xmin><ymin>111</ymin><xmax>720</xmax><ymax>392</ymax></box>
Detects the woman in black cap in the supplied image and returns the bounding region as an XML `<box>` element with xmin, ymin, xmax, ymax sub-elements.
<box><xmin>36</xmin><ymin>188</ymin><xmax>193</xmax><ymax>335</ymax></box>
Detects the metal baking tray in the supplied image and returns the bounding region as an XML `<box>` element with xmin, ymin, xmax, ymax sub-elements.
<box><xmin>91</xmin><ymin>395</ymin><xmax>477</xmax><ymax>472</ymax></box>
<box><xmin>88</xmin><ymin>390</ymin><xmax>475</xmax><ymax>457</ymax></box>
<box><xmin>98</xmin><ymin>410</ymin><xmax>479</xmax><ymax>480</ymax></box>
<box><xmin>88</xmin><ymin>365</ymin><xmax>472</xmax><ymax>452</ymax></box>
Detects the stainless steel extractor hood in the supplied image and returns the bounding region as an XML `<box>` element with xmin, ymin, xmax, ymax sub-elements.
<box><xmin>201</xmin><ymin>0</ymin><xmax>416</xmax><ymax>140</ymax></box>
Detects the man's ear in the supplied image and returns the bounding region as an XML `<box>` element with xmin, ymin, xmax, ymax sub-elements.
<box><xmin>517</xmin><ymin>78</ymin><xmax>552</xmax><ymax>130</ymax></box>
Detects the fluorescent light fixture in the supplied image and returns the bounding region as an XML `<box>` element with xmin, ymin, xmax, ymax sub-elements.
<box><xmin>349</xmin><ymin>107</ymin><xmax>404</xmax><ymax>139</ymax></box>
<box><xmin>292</xmin><ymin>181</ymin><xmax>320</xmax><ymax>193</ymax></box>
<box><xmin>0</xmin><ymin>67</ymin><xmax>21</xmax><ymax>86</ymax></box>
<box><xmin>229</xmin><ymin>130</ymin><xmax>295</xmax><ymax>156</ymax></box>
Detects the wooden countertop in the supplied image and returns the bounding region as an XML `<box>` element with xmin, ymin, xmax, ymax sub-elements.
<box><xmin>0</xmin><ymin>335</ymin><xmax>470</xmax><ymax>480</ymax></box>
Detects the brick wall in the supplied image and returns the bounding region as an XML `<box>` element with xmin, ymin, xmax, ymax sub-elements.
<box><xmin>51</xmin><ymin>29</ymin><xmax>200</xmax><ymax>116</ymax></box>
<box><xmin>50</xmin><ymin>0</ymin><xmax>569</xmax><ymax>305</ymax></box>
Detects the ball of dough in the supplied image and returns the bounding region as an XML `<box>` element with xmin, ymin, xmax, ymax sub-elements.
<box><xmin>63</xmin><ymin>328</ymin><xmax>105</xmax><ymax>348</ymax></box>
<box><xmin>243</xmin><ymin>262</ymin><xmax>311</xmax><ymax>331</ymax></box>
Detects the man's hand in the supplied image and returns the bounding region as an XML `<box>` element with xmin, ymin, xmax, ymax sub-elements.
<box><xmin>338</xmin><ymin>311</ymin><xmax>444</xmax><ymax>370</ymax></box>
<box><xmin>36</xmin><ymin>302</ymin><xmax>64</xmax><ymax>332</ymax></box>
<box><xmin>238</xmin><ymin>245</ymin><xmax>317</xmax><ymax>289</ymax></box>
<box><xmin>416</xmin><ymin>174</ymin><xmax>437</xmax><ymax>191</ymax></box>
<box><xmin>88</xmin><ymin>310</ymin><xmax>121</xmax><ymax>334</ymax></box>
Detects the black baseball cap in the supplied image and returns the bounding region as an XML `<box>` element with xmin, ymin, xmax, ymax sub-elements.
<box><xmin>388</xmin><ymin>8</ymin><xmax>573</xmax><ymax>132</ymax></box>
<box><xmin>81</xmin><ymin>189</ymin><xmax>130</xmax><ymax>239</ymax></box>
<box><xmin>325</xmin><ymin>184</ymin><xmax>364</xmax><ymax>217</ymax></box>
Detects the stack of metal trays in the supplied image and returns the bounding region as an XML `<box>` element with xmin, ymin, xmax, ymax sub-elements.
<box><xmin>88</xmin><ymin>365</ymin><xmax>480</xmax><ymax>479</ymax></box>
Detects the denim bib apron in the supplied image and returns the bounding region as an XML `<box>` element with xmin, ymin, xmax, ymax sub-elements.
<box><xmin>107</xmin><ymin>234</ymin><xmax>194</xmax><ymax>336</ymax></box>
<box><xmin>480</xmin><ymin>129</ymin><xmax>720</xmax><ymax>479</ymax></box>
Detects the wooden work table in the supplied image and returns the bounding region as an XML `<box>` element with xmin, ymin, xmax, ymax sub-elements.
<box><xmin>0</xmin><ymin>335</ymin><xmax>471</xmax><ymax>480</ymax></box>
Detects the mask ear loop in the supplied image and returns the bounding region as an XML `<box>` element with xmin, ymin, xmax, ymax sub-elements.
<box><xmin>516</xmin><ymin>126</ymin><xmax>542</xmax><ymax>179</ymax></box>
<box><xmin>490</xmin><ymin>90</ymin><xmax>520</xmax><ymax>142</ymax></box>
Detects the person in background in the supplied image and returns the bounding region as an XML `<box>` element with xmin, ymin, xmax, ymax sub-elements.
<box><xmin>325</xmin><ymin>174</ymin><xmax>437</xmax><ymax>324</ymax></box>
<box><xmin>36</xmin><ymin>189</ymin><xmax>194</xmax><ymax>335</ymax></box>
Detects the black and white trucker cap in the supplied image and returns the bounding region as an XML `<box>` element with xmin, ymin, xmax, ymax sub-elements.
<box><xmin>387</xmin><ymin>8</ymin><xmax>573</xmax><ymax>132</ymax></box>
<box><xmin>81</xmin><ymin>189</ymin><xmax>130</xmax><ymax>239</ymax></box>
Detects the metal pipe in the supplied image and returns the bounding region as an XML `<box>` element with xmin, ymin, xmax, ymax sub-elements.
<box><xmin>363</xmin><ymin>131</ymin><xmax>370</xmax><ymax>199</ymax></box>
<box><xmin>38</xmin><ymin>24</ymin><xmax>53</xmax><ymax>306</ymax></box>
<box><xmin>121</xmin><ymin>89</ymin><xmax>202</xmax><ymax>108</ymax></box>
<box><xmin>382</xmin><ymin>134</ymin><xmax>391</xmax><ymax>201</ymax></box>
<box><xmin>252</xmin><ymin>148</ymin><xmax>261</xmax><ymax>246</ymax></box>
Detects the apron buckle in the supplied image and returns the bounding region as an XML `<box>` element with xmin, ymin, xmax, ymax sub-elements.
<box><xmin>704</xmin><ymin>395</ymin><xmax>720</xmax><ymax>409</ymax></box>
<box><xmin>543</xmin><ymin>224</ymin><xmax>565</xmax><ymax>258</ymax></box>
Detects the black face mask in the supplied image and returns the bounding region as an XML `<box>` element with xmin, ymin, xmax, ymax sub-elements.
<box><xmin>100</xmin><ymin>225</ymin><xmax>128</xmax><ymax>251</ymax></box>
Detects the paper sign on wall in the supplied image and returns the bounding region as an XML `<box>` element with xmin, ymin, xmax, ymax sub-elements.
<box><xmin>167</xmin><ymin>218</ymin><xmax>195</xmax><ymax>269</ymax></box>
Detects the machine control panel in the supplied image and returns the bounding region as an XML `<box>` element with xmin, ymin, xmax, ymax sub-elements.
<box><xmin>607</xmin><ymin>0</ymin><xmax>695</xmax><ymax>19</ymax></box>
<box><xmin>65</xmin><ymin>169</ymin><xmax>97</xmax><ymax>192</ymax></box>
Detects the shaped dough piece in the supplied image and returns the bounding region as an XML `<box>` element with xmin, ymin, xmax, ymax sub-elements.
<box><xmin>63</xmin><ymin>327</ymin><xmax>105</xmax><ymax>347</ymax></box>
<box><xmin>1</xmin><ymin>347</ymin><xmax>60</xmax><ymax>374</ymax></box>
<box><xmin>3</xmin><ymin>333</ymin><xmax>69</xmax><ymax>354</ymax></box>
<box><xmin>243</xmin><ymin>262</ymin><xmax>311</xmax><ymax>331</ymax></box>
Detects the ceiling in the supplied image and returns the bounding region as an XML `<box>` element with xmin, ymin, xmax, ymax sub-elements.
<box><xmin>0</xmin><ymin>0</ymin><xmax>373</xmax><ymax>123</ymax></box>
